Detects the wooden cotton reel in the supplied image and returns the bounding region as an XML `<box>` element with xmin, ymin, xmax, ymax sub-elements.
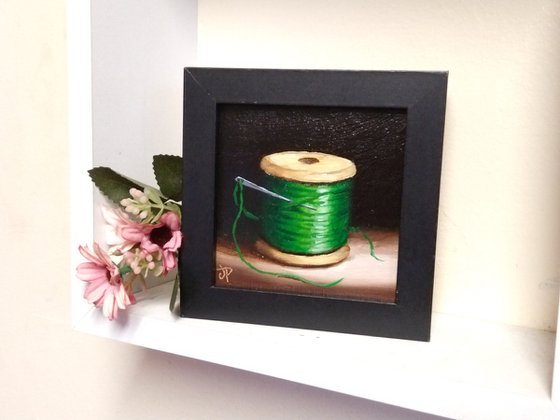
<box><xmin>256</xmin><ymin>151</ymin><xmax>356</xmax><ymax>267</ymax></box>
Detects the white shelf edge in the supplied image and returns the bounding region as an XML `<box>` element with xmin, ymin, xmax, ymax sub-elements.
<box><xmin>74</xmin><ymin>282</ymin><xmax>558</xmax><ymax>419</ymax></box>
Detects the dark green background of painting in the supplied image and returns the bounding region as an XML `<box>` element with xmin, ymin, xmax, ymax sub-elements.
<box><xmin>215</xmin><ymin>104</ymin><xmax>407</xmax><ymax>244</ymax></box>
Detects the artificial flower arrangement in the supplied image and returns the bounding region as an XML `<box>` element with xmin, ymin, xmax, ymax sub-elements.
<box><xmin>76</xmin><ymin>155</ymin><xmax>183</xmax><ymax>320</ymax></box>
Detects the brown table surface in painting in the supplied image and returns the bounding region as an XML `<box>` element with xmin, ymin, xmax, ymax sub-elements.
<box><xmin>214</xmin><ymin>230</ymin><xmax>398</xmax><ymax>303</ymax></box>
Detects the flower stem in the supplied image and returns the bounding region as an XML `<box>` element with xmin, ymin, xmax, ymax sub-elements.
<box><xmin>169</xmin><ymin>274</ymin><xmax>179</xmax><ymax>312</ymax></box>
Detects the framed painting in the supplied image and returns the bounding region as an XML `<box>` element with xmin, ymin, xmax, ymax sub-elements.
<box><xmin>181</xmin><ymin>67</ymin><xmax>447</xmax><ymax>341</ymax></box>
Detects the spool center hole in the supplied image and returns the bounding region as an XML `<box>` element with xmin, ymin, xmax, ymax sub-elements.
<box><xmin>299</xmin><ymin>157</ymin><xmax>320</xmax><ymax>165</ymax></box>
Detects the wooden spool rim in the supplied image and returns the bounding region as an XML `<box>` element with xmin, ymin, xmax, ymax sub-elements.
<box><xmin>260</xmin><ymin>151</ymin><xmax>356</xmax><ymax>183</ymax></box>
<box><xmin>256</xmin><ymin>239</ymin><xmax>350</xmax><ymax>267</ymax></box>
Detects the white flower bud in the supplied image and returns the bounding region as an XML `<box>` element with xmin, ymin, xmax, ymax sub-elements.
<box><xmin>130</xmin><ymin>188</ymin><xmax>143</xmax><ymax>199</ymax></box>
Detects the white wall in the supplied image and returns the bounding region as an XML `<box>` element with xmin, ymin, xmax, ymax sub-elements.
<box><xmin>0</xmin><ymin>0</ymin><xmax>441</xmax><ymax>418</ymax></box>
<box><xmin>91</xmin><ymin>0</ymin><xmax>195</xmax><ymax>184</ymax></box>
<box><xmin>198</xmin><ymin>0</ymin><xmax>560</xmax><ymax>331</ymax></box>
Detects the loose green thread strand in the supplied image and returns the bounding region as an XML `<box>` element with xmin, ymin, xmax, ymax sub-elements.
<box><xmin>349</xmin><ymin>227</ymin><xmax>382</xmax><ymax>261</ymax></box>
<box><xmin>233</xmin><ymin>187</ymin><xmax>259</xmax><ymax>221</ymax></box>
<box><xmin>232</xmin><ymin>181</ymin><xmax>344</xmax><ymax>288</ymax></box>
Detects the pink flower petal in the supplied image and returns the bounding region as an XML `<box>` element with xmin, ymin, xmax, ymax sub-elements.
<box><xmin>78</xmin><ymin>245</ymin><xmax>104</xmax><ymax>266</ymax></box>
<box><xmin>84</xmin><ymin>281</ymin><xmax>109</xmax><ymax>304</ymax></box>
<box><xmin>93</xmin><ymin>243</ymin><xmax>113</xmax><ymax>267</ymax></box>
<box><xmin>102</xmin><ymin>293</ymin><xmax>116</xmax><ymax>320</ymax></box>
<box><xmin>76</xmin><ymin>263</ymin><xmax>107</xmax><ymax>281</ymax></box>
<box><xmin>163</xmin><ymin>232</ymin><xmax>182</xmax><ymax>252</ymax></box>
<box><xmin>162</xmin><ymin>252</ymin><xmax>177</xmax><ymax>271</ymax></box>
<box><xmin>161</xmin><ymin>212</ymin><xmax>181</xmax><ymax>231</ymax></box>
<box><xmin>140</xmin><ymin>238</ymin><xmax>161</xmax><ymax>253</ymax></box>
<box><xmin>128</xmin><ymin>292</ymin><xmax>136</xmax><ymax>305</ymax></box>
<box><xmin>120</xmin><ymin>227</ymin><xmax>148</xmax><ymax>242</ymax></box>
<box><xmin>113</xmin><ymin>285</ymin><xmax>127</xmax><ymax>309</ymax></box>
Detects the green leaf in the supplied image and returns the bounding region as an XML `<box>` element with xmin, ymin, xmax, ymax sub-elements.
<box><xmin>88</xmin><ymin>167</ymin><xmax>143</xmax><ymax>205</ymax></box>
<box><xmin>153</xmin><ymin>155</ymin><xmax>182</xmax><ymax>202</ymax></box>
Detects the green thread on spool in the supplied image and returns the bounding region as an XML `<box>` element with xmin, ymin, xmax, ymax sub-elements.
<box><xmin>232</xmin><ymin>180</ymin><xmax>344</xmax><ymax>287</ymax></box>
<box><xmin>260</xmin><ymin>175</ymin><xmax>352</xmax><ymax>255</ymax></box>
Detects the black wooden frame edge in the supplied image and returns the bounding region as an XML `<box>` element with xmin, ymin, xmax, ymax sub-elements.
<box><xmin>180</xmin><ymin>67</ymin><xmax>448</xmax><ymax>341</ymax></box>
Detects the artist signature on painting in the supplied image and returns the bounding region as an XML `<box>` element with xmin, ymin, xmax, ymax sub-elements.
<box><xmin>216</xmin><ymin>264</ymin><xmax>233</xmax><ymax>283</ymax></box>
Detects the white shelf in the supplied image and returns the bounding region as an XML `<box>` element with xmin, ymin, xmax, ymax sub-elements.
<box><xmin>74</xmin><ymin>281</ymin><xmax>558</xmax><ymax>419</ymax></box>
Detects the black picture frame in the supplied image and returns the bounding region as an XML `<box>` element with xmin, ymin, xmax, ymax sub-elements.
<box><xmin>181</xmin><ymin>67</ymin><xmax>447</xmax><ymax>341</ymax></box>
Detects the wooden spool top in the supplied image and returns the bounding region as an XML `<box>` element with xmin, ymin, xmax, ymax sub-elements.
<box><xmin>260</xmin><ymin>151</ymin><xmax>356</xmax><ymax>183</ymax></box>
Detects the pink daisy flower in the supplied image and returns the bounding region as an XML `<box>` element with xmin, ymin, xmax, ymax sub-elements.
<box><xmin>76</xmin><ymin>243</ymin><xmax>135</xmax><ymax>320</ymax></box>
<box><xmin>140</xmin><ymin>211</ymin><xmax>182</xmax><ymax>274</ymax></box>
